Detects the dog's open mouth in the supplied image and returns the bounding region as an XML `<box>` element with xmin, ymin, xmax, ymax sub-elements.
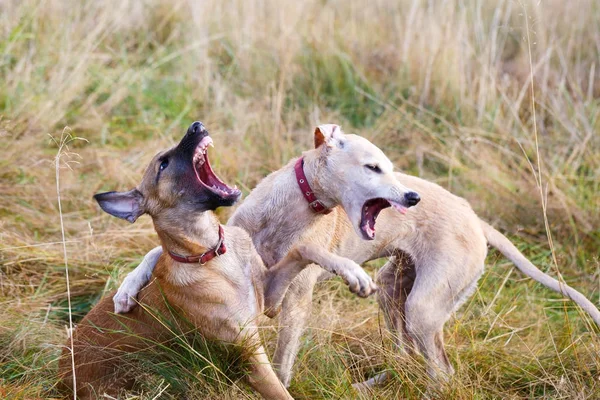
<box><xmin>360</xmin><ymin>198</ymin><xmax>408</xmax><ymax>240</ymax></box>
<box><xmin>193</xmin><ymin>136</ymin><xmax>241</xmax><ymax>199</ymax></box>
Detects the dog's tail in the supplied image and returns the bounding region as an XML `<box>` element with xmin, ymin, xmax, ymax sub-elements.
<box><xmin>481</xmin><ymin>220</ymin><xmax>600</xmax><ymax>326</ymax></box>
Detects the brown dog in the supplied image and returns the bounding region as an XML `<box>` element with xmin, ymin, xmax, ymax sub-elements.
<box><xmin>58</xmin><ymin>122</ymin><xmax>345</xmax><ymax>399</ymax></box>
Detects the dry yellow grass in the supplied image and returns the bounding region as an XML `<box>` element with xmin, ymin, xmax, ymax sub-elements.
<box><xmin>1</xmin><ymin>0</ymin><xmax>599</xmax><ymax>398</ymax></box>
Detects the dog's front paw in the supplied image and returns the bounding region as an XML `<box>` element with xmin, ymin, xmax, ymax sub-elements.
<box><xmin>352</xmin><ymin>371</ymin><xmax>390</xmax><ymax>393</ymax></box>
<box><xmin>338</xmin><ymin>262</ymin><xmax>377</xmax><ymax>298</ymax></box>
<box><xmin>113</xmin><ymin>288</ymin><xmax>138</xmax><ymax>314</ymax></box>
<box><xmin>113</xmin><ymin>275</ymin><xmax>145</xmax><ymax>313</ymax></box>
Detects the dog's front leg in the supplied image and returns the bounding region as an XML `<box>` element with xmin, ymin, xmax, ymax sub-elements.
<box><xmin>263</xmin><ymin>247</ymin><xmax>312</xmax><ymax>318</ymax></box>
<box><xmin>294</xmin><ymin>243</ymin><xmax>377</xmax><ymax>297</ymax></box>
<box><xmin>272</xmin><ymin>265</ymin><xmax>321</xmax><ymax>387</ymax></box>
<box><xmin>113</xmin><ymin>246</ymin><xmax>162</xmax><ymax>313</ymax></box>
<box><xmin>264</xmin><ymin>243</ymin><xmax>376</xmax><ymax>317</ymax></box>
<box><xmin>222</xmin><ymin>319</ymin><xmax>293</xmax><ymax>399</ymax></box>
<box><xmin>246</xmin><ymin>345</ymin><xmax>294</xmax><ymax>400</ymax></box>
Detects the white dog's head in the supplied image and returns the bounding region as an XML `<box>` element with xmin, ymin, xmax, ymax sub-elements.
<box><xmin>306</xmin><ymin>124</ymin><xmax>420</xmax><ymax>240</ymax></box>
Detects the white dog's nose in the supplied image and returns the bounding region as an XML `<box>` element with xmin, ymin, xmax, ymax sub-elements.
<box><xmin>404</xmin><ymin>191</ymin><xmax>420</xmax><ymax>207</ymax></box>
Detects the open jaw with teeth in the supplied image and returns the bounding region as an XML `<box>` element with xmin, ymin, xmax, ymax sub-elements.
<box><xmin>360</xmin><ymin>198</ymin><xmax>408</xmax><ymax>239</ymax></box>
<box><xmin>193</xmin><ymin>136</ymin><xmax>240</xmax><ymax>198</ymax></box>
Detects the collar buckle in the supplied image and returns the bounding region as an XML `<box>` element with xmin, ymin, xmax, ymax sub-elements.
<box><xmin>214</xmin><ymin>235</ymin><xmax>224</xmax><ymax>257</ymax></box>
<box><xmin>309</xmin><ymin>199</ymin><xmax>328</xmax><ymax>213</ymax></box>
<box><xmin>198</xmin><ymin>251</ymin><xmax>209</xmax><ymax>265</ymax></box>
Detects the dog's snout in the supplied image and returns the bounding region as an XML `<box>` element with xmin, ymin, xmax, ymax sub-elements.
<box><xmin>188</xmin><ymin>121</ymin><xmax>205</xmax><ymax>136</ymax></box>
<box><xmin>179</xmin><ymin>121</ymin><xmax>210</xmax><ymax>154</ymax></box>
<box><xmin>404</xmin><ymin>191</ymin><xmax>420</xmax><ymax>207</ymax></box>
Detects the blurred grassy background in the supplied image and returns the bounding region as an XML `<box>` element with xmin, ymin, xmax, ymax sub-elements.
<box><xmin>0</xmin><ymin>0</ymin><xmax>599</xmax><ymax>398</ymax></box>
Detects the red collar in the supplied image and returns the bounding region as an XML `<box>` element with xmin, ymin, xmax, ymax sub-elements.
<box><xmin>168</xmin><ymin>225</ymin><xmax>226</xmax><ymax>265</ymax></box>
<box><xmin>294</xmin><ymin>157</ymin><xmax>331</xmax><ymax>214</ymax></box>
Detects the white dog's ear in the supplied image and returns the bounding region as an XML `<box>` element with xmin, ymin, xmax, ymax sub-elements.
<box><xmin>314</xmin><ymin>124</ymin><xmax>342</xmax><ymax>149</ymax></box>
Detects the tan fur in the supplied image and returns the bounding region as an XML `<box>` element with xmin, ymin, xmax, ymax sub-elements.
<box><xmin>114</xmin><ymin>125</ymin><xmax>600</xmax><ymax>389</ymax></box>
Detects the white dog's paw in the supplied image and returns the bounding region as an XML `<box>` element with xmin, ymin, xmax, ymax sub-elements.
<box><xmin>112</xmin><ymin>275</ymin><xmax>145</xmax><ymax>314</ymax></box>
<box><xmin>338</xmin><ymin>262</ymin><xmax>377</xmax><ymax>298</ymax></box>
<box><xmin>351</xmin><ymin>380</ymin><xmax>373</xmax><ymax>395</ymax></box>
<box><xmin>112</xmin><ymin>289</ymin><xmax>138</xmax><ymax>314</ymax></box>
<box><xmin>112</xmin><ymin>247</ymin><xmax>161</xmax><ymax>314</ymax></box>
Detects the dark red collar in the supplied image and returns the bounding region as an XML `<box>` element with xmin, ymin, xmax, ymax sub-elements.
<box><xmin>294</xmin><ymin>157</ymin><xmax>331</xmax><ymax>214</ymax></box>
<box><xmin>168</xmin><ymin>225</ymin><xmax>226</xmax><ymax>265</ymax></box>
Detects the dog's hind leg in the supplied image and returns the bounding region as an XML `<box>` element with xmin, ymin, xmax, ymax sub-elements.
<box><xmin>403</xmin><ymin>256</ymin><xmax>483</xmax><ymax>381</ymax></box>
<box><xmin>59</xmin><ymin>345</ymin><xmax>133</xmax><ymax>400</ymax></box>
<box><xmin>272</xmin><ymin>265</ymin><xmax>322</xmax><ymax>387</ymax></box>
<box><xmin>404</xmin><ymin>282</ymin><xmax>454</xmax><ymax>380</ymax></box>
<box><xmin>353</xmin><ymin>254</ymin><xmax>416</xmax><ymax>390</ymax></box>
<box><xmin>376</xmin><ymin>253</ymin><xmax>417</xmax><ymax>354</ymax></box>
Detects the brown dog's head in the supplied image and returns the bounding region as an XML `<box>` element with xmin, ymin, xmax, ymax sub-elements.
<box><xmin>94</xmin><ymin>121</ymin><xmax>242</xmax><ymax>224</ymax></box>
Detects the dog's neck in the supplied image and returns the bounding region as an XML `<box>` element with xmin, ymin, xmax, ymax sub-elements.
<box><xmin>153</xmin><ymin>211</ymin><xmax>222</xmax><ymax>259</ymax></box>
<box><xmin>300</xmin><ymin>152</ymin><xmax>337</xmax><ymax>210</ymax></box>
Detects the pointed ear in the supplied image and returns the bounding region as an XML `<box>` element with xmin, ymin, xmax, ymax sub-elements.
<box><xmin>314</xmin><ymin>124</ymin><xmax>342</xmax><ymax>148</ymax></box>
<box><xmin>94</xmin><ymin>189</ymin><xmax>144</xmax><ymax>223</ymax></box>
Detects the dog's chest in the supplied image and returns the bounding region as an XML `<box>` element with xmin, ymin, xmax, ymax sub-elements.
<box><xmin>211</xmin><ymin>253</ymin><xmax>263</xmax><ymax>314</ymax></box>
<box><xmin>164</xmin><ymin>260</ymin><xmax>261</xmax><ymax>322</ymax></box>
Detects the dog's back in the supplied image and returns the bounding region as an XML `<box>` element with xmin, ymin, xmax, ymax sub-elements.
<box><xmin>58</xmin><ymin>276</ymin><xmax>173</xmax><ymax>398</ymax></box>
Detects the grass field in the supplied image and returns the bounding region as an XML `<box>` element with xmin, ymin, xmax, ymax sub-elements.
<box><xmin>1</xmin><ymin>0</ymin><xmax>599</xmax><ymax>398</ymax></box>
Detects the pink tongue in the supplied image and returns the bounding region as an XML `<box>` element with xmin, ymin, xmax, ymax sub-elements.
<box><xmin>391</xmin><ymin>201</ymin><xmax>408</xmax><ymax>215</ymax></box>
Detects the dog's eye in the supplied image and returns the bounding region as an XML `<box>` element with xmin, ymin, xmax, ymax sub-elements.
<box><xmin>159</xmin><ymin>159</ymin><xmax>169</xmax><ymax>171</ymax></box>
<box><xmin>365</xmin><ymin>164</ymin><xmax>382</xmax><ymax>173</ymax></box>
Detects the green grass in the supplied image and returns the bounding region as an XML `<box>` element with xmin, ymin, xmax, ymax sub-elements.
<box><xmin>1</xmin><ymin>0</ymin><xmax>599</xmax><ymax>398</ymax></box>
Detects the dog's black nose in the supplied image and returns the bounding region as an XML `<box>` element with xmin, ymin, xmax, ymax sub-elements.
<box><xmin>404</xmin><ymin>191</ymin><xmax>420</xmax><ymax>207</ymax></box>
<box><xmin>188</xmin><ymin>121</ymin><xmax>205</xmax><ymax>135</ymax></box>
